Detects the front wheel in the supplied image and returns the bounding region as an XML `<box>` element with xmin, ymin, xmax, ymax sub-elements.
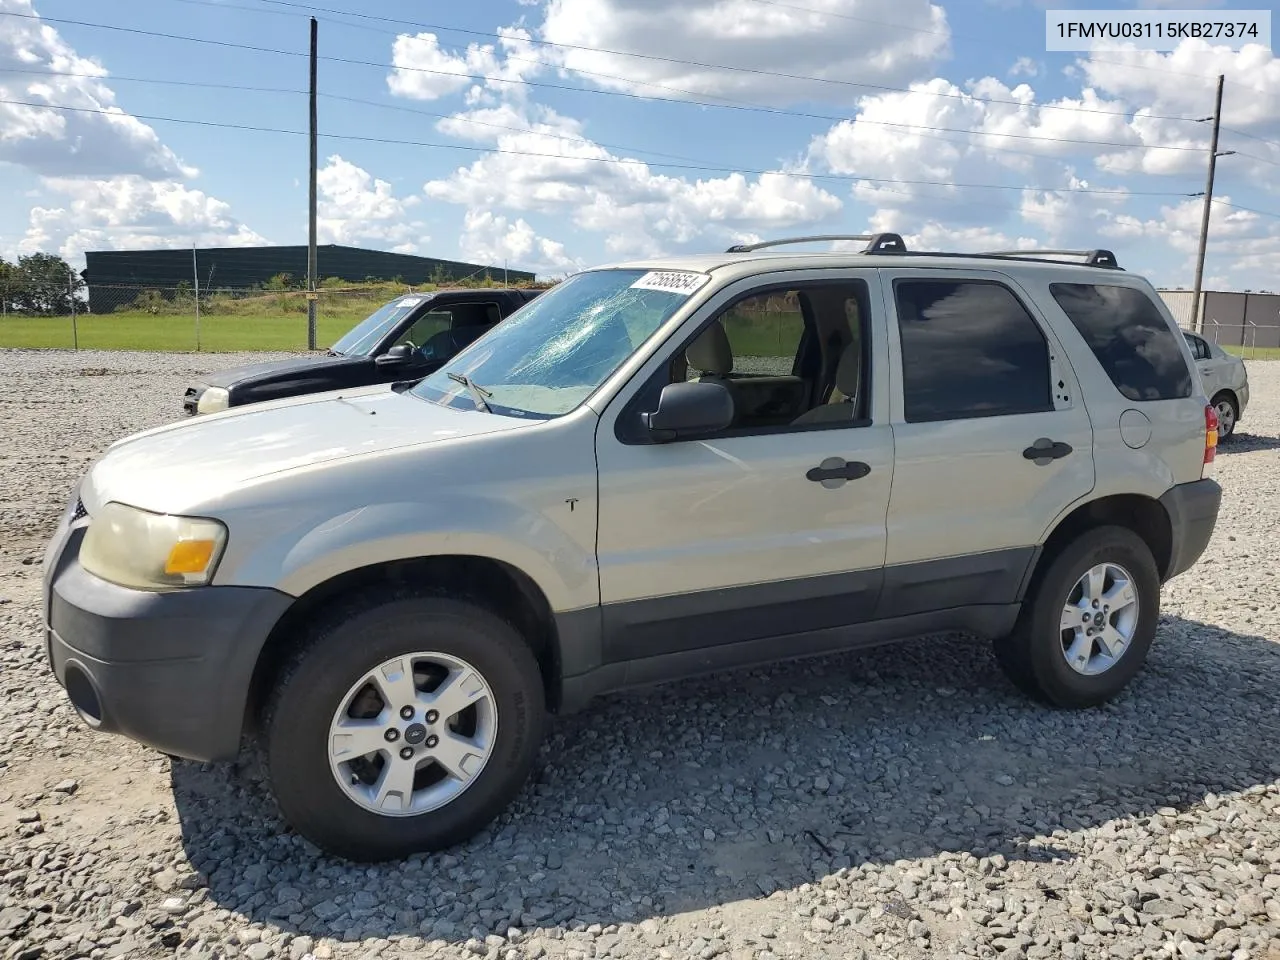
<box><xmin>995</xmin><ymin>526</ymin><xmax>1160</xmax><ymax>708</ymax></box>
<box><xmin>263</xmin><ymin>593</ymin><xmax>545</xmax><ymax>862</ymax></box>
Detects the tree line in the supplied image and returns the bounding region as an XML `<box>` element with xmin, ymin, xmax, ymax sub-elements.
<box><xmin>0</xmin><ymin>253</ymin><xmax>85</xmax><ymax>316</ymax></box>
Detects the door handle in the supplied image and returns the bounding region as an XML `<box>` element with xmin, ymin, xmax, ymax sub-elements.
<box><xmin>806</xmin><ymin>458</ymin><xmax>871</xmax><ymax>483</ymax></box>
<box><xmin>1022</xmin><ymin>438</ymin><xmax>1073</xmax><ymax>463</ymax></box>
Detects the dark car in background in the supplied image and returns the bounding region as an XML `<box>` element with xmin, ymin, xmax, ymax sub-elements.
<box><xmin>183</xmin><ymin>288</ymin><xmax>543</xmax><ymax>415</ymax></box>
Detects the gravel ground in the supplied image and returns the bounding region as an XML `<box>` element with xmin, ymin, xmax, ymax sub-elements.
<box><xmin>2</xmin><ymin>349</ymin><xmax>1279</xmax><ymax>960</ymax></box>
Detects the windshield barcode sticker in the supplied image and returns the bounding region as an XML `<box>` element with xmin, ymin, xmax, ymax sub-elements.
<box><xmin>630</xmin><ymin>271</ymin><xmax>711</xmax><ymax>295</ymax></box>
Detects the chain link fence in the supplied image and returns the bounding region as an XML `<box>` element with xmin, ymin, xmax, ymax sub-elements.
<box><xmin>1160</xmin><ymin>289</ymin><xmax>1280</xmax><ymax>359</ymax></box>
<box><xmin>0</xmin><ymin>279</ymin><xmax>547</xmax><ymax>352</ymax></box>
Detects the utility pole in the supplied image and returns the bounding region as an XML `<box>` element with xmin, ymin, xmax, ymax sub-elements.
<box><xmin>1191</xmin><ymin>74</ymin><xmax>1229</xmax><ymax>334</ymax></box>
<box><xmin>306</xmin><ymin>16</ymin><xmax>319</xmax><ymax>350</ymax></box>
<box><xmin>192</xmin><ymin>244</ymin><xmax>202</xmax><ymax>352</ymax></box>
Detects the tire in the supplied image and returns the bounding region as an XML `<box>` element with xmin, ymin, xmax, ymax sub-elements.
<box><xmin>994</xmin><ymin>526</ymin><xmax>1160</xmax><ymax>708</ymax></box>
<box><xmin>1211</xmin><ymin>391</ymin><xmax>1238</xmax><ymax>439</ymax></box>
<box><xmin>262</xmin><ymin>592</ymin><xmax>545</xmax><ymax>862</ymax></box>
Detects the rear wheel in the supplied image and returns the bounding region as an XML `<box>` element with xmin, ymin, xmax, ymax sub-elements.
<box><xmin>263</xmin><ymin>593</ymin><xmax>545</xmax><ymax>862</ymax></box>
<box><xmin>995</xmin><ymin>526</ymin><xmax>1159</xmax><ymax>707</ymax></box>
<box><xmin>1211</xmin><ymin>391</ymin><xmax>1238</xmax><ymax>439</ymax></box>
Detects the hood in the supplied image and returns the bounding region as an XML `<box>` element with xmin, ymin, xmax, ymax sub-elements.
<box><xmin>198</xmin><ymin>353</ymin><xmax>357</xmax><ymax>389</ymax></box>
<box><xmin>85</xmin><ymin>388</ymin><xmax>530</xmax><ymax>515</ymax></box>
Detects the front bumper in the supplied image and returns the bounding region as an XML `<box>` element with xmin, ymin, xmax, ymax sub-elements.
<box><xmin>44</xmin><ymin>518</ymin><xmax>292</xmax><ymax>763</ymax></box>
<box><xmin>182</xmin><ymin>383</ymin><xmax>206</xmax><ymax>416</ymax></box>
<box><xmin>1159</xmin><ymin>477</ymin><xmax>1222</xmax><ymax>582</ymax></box>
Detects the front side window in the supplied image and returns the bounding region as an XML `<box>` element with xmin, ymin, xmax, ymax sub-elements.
<box><xmin>410</xmin><ymin>270</ymin><xmax>700</xmax><ymax>418</ymax></box>
<box><xmin>681</xmin><ymin>290</ymin><xmax>807</xmax><ymax>381</ymax></box>
<box><xmin>397</xmin><ymin>303</ymin><xmax>503</xmax><ymax>360</ymax></box>
<box><xmin>397</xmin><ymin>310</ymin><xmax>453</xmax><ymax>349</ymax></box>
<box><xmin>1051</xmin><ymin>283</ymin><xmax>1192</xmax><ymax>402</ymax></box>
<box><xmin>895</xmin><ymin>279</ymin><xmax>1052</xmax><ymax>423</ymax></box>
<box><xmin>330</xmin><ymin>295</ymin><xmax>429</xmax><ymax>356</ymax></box>
<box><xmin>624</xmin><ymin>280</ymin><xmax>870</xmax><ymax>440</ymax></box>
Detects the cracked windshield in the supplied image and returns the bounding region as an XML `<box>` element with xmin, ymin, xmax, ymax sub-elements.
<box><xmin>411</xmin><ymin>269</ymin><xmax>700</xmax><ymax>417</ymax></box>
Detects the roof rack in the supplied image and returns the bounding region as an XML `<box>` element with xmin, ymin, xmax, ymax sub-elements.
<box><xmin>979</xmin><ymin>248</ymin><xmax>1120</xmax><ymax>269</ymax></box>
<box><xmin>723</xmin><ymin>236</ymin><xmax>1123</xmax><ymax>269</ymax></box>
<box><xmin>726</xmin><ymin>233</ymin><xmax>906</xmax><ymax>255</ymax></box>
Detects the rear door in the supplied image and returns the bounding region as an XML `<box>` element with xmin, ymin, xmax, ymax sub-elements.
<box><xmin>878</xmin><ymin>269</ymin><xmax>1095</xmax><ymax>615</ymax></box>
<box><xmin>1184</xmin><ymin>332</ymin><xmax>1222</xmax><ymax>396</ymax></box>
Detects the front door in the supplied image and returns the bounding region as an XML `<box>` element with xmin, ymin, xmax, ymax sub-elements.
<box><xmin>593</xmin><ymin>272</ymin><xmax>894</xmax><ymax>665</ymax></box>
<box><xmin>878</xmin><ymin>269</ymin><xmax>1096</xmax><ymax>616</ymax></box>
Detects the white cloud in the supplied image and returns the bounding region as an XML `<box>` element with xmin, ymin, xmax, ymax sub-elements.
<box><xmin>387</xmin><ymin>27</ymin><xmax>543</xmax><ymax>104</ymax></box>
<box><xmin>426</xmin><ymin>104</ymin><xmax>842</xmax><ymax>256</ymax></box>
<box><xmin>317</xmin><ymin>155</ymin><xmax>426</xmax><ymax>253</ymax></box>
<box><xmin>1100</xmin><ymin>195</ymin><xmax>1258</xmax><ymax>253</ymax></box>
<box><xmin>19</xmin><ymin>176</ymin><xmax>267</xmax><ymax>263</ymax></box>
<box><xmin>537</xmin><ymin>0</ymin><xmax>949</xmax><ymax>106</ymax></box>
<box><xmin>1077</xmin><ymin>44</ymin><xmax>1279</xmax><ymax>129</ymax></box>
<box><xmin>806</xmin><ymin>71</ymin><xmax>1207</xmax><ymax>244</ymax></box>
<box><xmin>0</xmin><ymin>0</ymin><xmax>193</xmax><ymax>179</ymax></box>
<box><xmin>1009</xmin><ymin>57</ymin><xmax>1040</xmax><ymax>78</ymax></box>
<box><xmin>4</xmin><ymin>1</ymin><xmax>271</xmax><ymax>263</ymax></box>
<box><xmin>1096</xmin><ymin>195</ymin><xmax>1280</xmax><ymax>288</ymax></box>
<box><xmin>460</xmin><ymin>209</ymin><xmax>579</xmax><ymax>276</ymax></box>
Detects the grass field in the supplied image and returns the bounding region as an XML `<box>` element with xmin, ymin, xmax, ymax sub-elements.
<box><xmin>1223</xmin><ymin>344</ymin><xmax>1280</xmax><ymax>360</ymax></box>
<box><xmin>0</xmin><ymin>312</ymin><xmax>357</xmax><ymax>352</ymax></box>
<box><xmin>4</xmin><ymin>308</ymin><xmax>1279</xmax><ymax>359</ymax></box>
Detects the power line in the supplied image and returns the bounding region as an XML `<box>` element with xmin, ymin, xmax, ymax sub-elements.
<box><xmin>3</xmin><ymin>7</ymin><xmax>1206</xmax><ymax>124</ymax></box>
<box><xmin>743</xmin><ymin>0</ymin><xmax>1222</xmax><ymax>82</ymax></box>
<box><xmin>1223</xmin><ymin>77</ymin><xmax>1280</xmax><ymax>99</ymax></box>
<box><xmin>1228</xmin><ymin>150</ymin><xmax>1280</xmax><ymax>168</ymax></box>
<box><xmin>0</xmin><ymin>66</ymin><xmax>303</xmax><ymax>98</ymax></box>
<box><xmin>238</xmin><ymin>0</ymin><xmax>1229</xmax><ymax>89</ymax></box>
<box><xmin>1221</xmin><ymin>127</ymin><xmax>1280</xmax><ymax>151</ymax></box>
<box><xmin>0</xmin><ymin>65</ymin><xmax>1211</xmax><ymax>157</ymax></box>
<box><xmin>0</xmin><ymin>97</ymin><xmax>1201</xmax><ymax>199</ymax></box>
<box><xmin>0</xmin><ymin>68</ymin><xmax>1054</xmax><ymax>213</ymax></box>
<box><xmin>1211</xmin><ymin>199</ymin><xmax>1280</xmax><ymax>221</ymax></box>
<box><xmin>0</xmin><ymin>67</ymin><xmax>717</xmax><ymax>166</ymax></box>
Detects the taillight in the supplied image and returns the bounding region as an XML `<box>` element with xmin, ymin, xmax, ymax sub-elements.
<box><xmin>1203</xmin><ymin>403</ymin><xmax>1218</xmax><ymax>476</ymax></box>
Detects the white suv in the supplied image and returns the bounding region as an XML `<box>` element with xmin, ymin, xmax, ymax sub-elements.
<box><xmin>43</xmin><ymin>235</ymin><xmax>1223</xmax><ymax>862</ymax></box>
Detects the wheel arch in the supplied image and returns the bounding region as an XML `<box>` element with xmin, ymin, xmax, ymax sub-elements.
<box><xmin>1030</xmin><ymin>494</ymin><xmax>1174</xmax><ymax>595</ymax></box>
<box><xmin>245</xmin><ymin>555</ymin><xmax>566</xmax><ymax>735</ymax></box>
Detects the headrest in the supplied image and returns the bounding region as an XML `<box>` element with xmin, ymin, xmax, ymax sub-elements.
<box><xmin>686</xmin><ymin>321</ymin><xmax>733</xmax><ymax>376</ymax></box>
<box><xmin>834</xmin><ymin>342</ymin><xmax>861</xmax><ymax>398</ymax></box>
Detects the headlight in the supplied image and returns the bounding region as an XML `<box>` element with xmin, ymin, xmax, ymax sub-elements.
<box><xmin>80</xmin><ymin>502</ymin><xmax>228</xmax><ymax>589</ymax></box>
<box><xmin>196</xmin><ymin>387</ymin><xmax>230</xmax><ymax>414</ymax></box>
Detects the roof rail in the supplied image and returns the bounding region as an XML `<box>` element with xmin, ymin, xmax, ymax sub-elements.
<box><xmin>726</xmin><ymin>233</ymin><xmax>907</xmax><ymax>255</ymax></box>
<box><xmin>979</xmin><ymin>248</ymin><xmax>1120</xmax><ymax>269</ymax></box>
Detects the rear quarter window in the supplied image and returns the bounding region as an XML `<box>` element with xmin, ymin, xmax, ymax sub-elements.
<box><xmin>1049</xmin><ymin>283</ymin><xmax>1192</xmax><ymax>402</ymax></box>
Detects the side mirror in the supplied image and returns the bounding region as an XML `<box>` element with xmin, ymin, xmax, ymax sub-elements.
<box><xmin>375</xmin><ymin>343</ymin><xmax>415</xmax><ymax>367</ymax></box>
<box><xmin>642</xmin><ymin>381</ymin><xmax>734</xmax><ymax>442</ymax></box>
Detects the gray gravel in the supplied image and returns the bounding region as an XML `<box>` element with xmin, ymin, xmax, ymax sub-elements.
<box><xmin>2</xmin><ymin>348</ymin><xmax>1280</xmax><ymax>960</ymax></box>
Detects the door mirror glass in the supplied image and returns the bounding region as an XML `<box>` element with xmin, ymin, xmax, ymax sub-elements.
<box><xmin>642</xmin><ymin>381</ymin><xmax>734</xmax><ymax>442</ymax></box>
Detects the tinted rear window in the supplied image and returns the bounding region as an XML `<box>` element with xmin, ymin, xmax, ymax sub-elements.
<box><xmin>895</xmin><ymin>279</ymin><xmax>1052</xmax><ymax>423</ymax></box>
<box><xmin>1050</xmin><ymin>283</ymin><xmax>1192</xmax><ymax>401</ymax></box>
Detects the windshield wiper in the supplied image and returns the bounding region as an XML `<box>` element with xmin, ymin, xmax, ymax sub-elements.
<box><xmin>447</xmin><ymin>371</ymin><xmax>493</xmax><ymax>413</ymax></box>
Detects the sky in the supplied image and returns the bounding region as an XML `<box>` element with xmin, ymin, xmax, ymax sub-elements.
<box><xmin>0</xmin><ymin>0</ymin><xmax>1278</xmax><ymax>288</ymax></box>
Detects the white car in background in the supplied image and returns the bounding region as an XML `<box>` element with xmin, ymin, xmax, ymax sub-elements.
<box><xmin>1183</xmin><ymin>330</ymin><xmax>1250</xmax><ymax>439</ymax></box>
